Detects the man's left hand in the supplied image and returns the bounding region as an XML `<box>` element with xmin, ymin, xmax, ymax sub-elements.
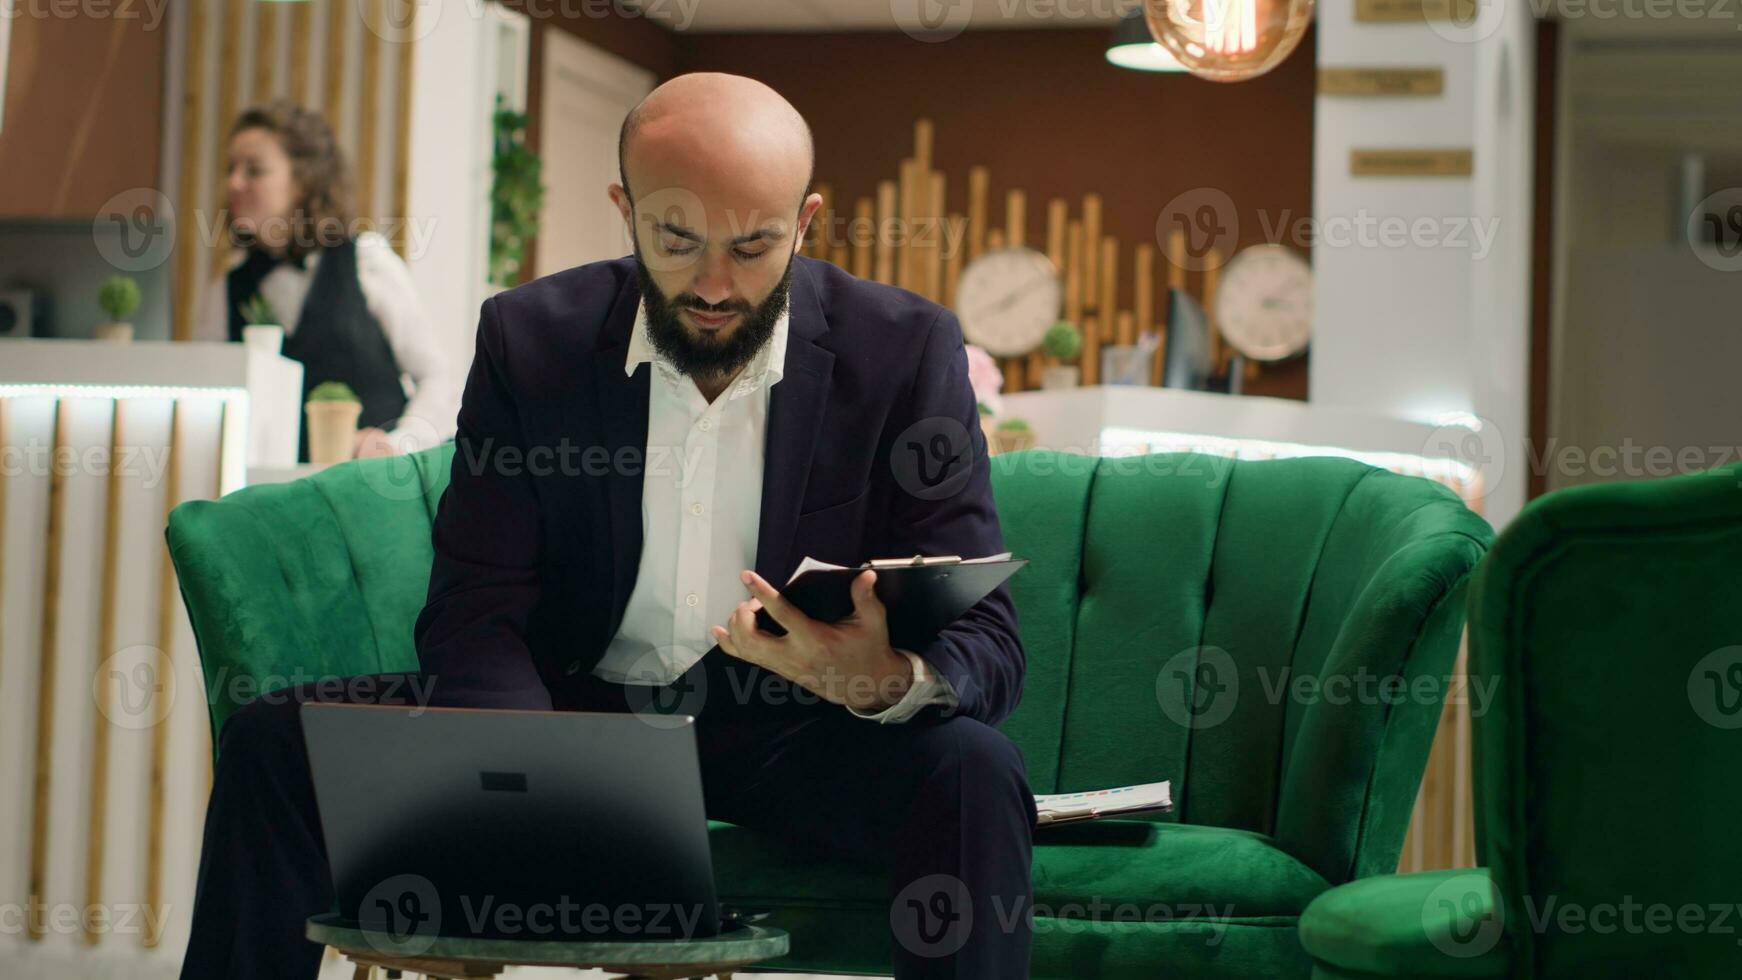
<box><xmin>712</xmin><ymin>569</ymin><xmax>911</xmax><ymax>712</ymax></box>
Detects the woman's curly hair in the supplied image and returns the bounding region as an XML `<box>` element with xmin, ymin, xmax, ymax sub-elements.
<box><xmin>226</xmin><ymin>100</ymin><xmax>357</xmax><ymax>259</ymax></box>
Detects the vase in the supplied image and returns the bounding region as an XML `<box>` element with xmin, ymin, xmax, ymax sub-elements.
<box><xmin>305</xmin><ymin>401</ymin><xmax>362</xmax><ymax>465</ymax></box>
<box><xmin>1040</xmin><ymin>365</ymin><xmax>1080</xmax><ymax>390</ymax></box>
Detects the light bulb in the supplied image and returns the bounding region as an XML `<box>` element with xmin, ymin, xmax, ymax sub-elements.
<box><xmin>1143</xmin><ymin>0</ymin><xmax>1315</xmax><ymax>83</ymax></box>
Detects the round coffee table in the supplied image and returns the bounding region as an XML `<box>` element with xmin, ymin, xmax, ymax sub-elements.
<box><xmin>307</xmin><ymin>913</ymin><xmax>790</xmax><ymax>980</ymax></box>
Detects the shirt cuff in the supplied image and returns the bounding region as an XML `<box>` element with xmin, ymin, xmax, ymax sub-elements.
<box><xmin>847</xmin><ymin>647</ymin><xmax>960</xmax><ymax>724</ymax></box>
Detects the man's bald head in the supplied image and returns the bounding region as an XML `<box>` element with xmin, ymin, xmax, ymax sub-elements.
<box><xmin>617</xmin><ymin>72</ymin><xmax>814</xmax><ymax>209</ymax></box>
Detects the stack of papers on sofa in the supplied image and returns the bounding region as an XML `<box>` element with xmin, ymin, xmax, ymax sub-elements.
<box><xmin>1033</xmin><ymin>780</ymin><xmax>1173</xmax><ymax>825</ymax></box>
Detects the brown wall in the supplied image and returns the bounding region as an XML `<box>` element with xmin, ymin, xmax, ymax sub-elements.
<box><xmin>0</xmin><ymin>10</ymin><xmax>167</xmax><ymax>217</ymax></box>
<box><xmin>529</xmin><ymin>22</ymin><xmax>1316</xmax><ymax>397</ymax></box>
<box><xmin>676</xmin><ymin>27</ymin><xmax>1317</xmax><ymax>314</ymax></box>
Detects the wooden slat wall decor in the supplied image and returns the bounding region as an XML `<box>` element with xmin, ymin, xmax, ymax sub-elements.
<box><xmin>143</xmin><ymin>401</ymin><xmax>182</xmax><ymax>950</ymax></box>
<box><xmin>171</xmin><ymin>0</ymin><xmax>420</xmax><ymax>338</ymax></box>
<box><xmin>803</xmin><ymin>118</ymin><xmax>1274</xmax><ymax>395</ymax></box>
<box><xmin>25</xmin><ymin>401</ymin><xmax>68</xmax><ymax>941</ymax></box>
<box><xmin>82</xmin><ymin>401</ymin><xmax>126</xmax><ymax>945</ymax></box>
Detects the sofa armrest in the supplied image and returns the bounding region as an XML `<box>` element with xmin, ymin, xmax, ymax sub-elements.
<box><xmin>1300</xmin><ymin>869</ymin><xmax>1508</xmax><ymax>978</ymax></box>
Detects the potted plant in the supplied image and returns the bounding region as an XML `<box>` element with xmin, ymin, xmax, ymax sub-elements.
<box><xmin>1040</xmin><ymin>321</ymin><xmax>1082</xmax><ymax>389</ymax></box>
<box><xmin>305</xmin><ymin>381</ymin><xmax>362</xmax><ymax>465</ymax></box>
<box><xmin>993</xmin><ymin>417</ymin><xmax>1037</xmax><ymax>455</ymax></box>
<box><xmin>95</xmin><ymin>274</ymin><xmax>140</xmax><ymax>342</ymax></box>
<box><xmin>240</xmin><ymin>293</ymin><xmax>284</xmax><ymax>354</ymax></box>
<box><xmin>489</xmin><ymin>94</ymin><xmax>546</xmax><ymax>290</ymax></box>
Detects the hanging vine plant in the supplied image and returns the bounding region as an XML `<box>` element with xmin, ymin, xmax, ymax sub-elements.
<box><xmin>489</xmin><ymin>93</ymin><xmax>545</xmax><ymax>288</ymax></box>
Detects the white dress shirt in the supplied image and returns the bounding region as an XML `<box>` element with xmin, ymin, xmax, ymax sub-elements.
<box><xmin>591</xmin><ymin>298</ymin><xmax>958</xmax><ymax>723</ymax></box>
<box><xmin>193</xmin><ymin>231</ymin><xmax>457</xmax><ymax>451</ymax></box>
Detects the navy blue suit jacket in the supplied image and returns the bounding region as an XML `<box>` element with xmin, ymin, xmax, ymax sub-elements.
<box><xmin>413</xmin><ymin>255</ymin><xmax>1024</xmax><ymax>726</ymax></box>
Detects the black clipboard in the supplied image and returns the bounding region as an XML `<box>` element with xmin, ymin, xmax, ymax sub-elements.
<box><xmin>753</xmin><ymin>554</ymin><xmax>1028</xmax><ymax>651</ymax></box>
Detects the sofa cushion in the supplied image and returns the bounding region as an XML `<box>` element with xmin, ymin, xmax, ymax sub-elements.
<box><xmin>712</xmin><ymin>818</ymin><xmax>1330</xmax><ymax>919</ymax></box>
<box><xmin>1299</xmin><ymin>869</ymin><xmax>1508</xmax><ymax>978</ymax></box>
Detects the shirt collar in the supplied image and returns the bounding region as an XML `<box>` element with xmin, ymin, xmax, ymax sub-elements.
<box><xmin>625</xmin><ymin>297</ymin><xmax>791</xmax><ymax>401</ymax></box>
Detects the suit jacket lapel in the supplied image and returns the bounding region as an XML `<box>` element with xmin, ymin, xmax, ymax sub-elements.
<box><xmin>590</xmin><ymin>271</ymin><xmax>648</xmax><ymax>640</ymax></box>
<box><xmin>755</xmin><ymin>258</ymin><xmax>835</xmax><ymax>586</ymax></box>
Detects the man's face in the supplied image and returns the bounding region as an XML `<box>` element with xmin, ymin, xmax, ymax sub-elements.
<box><xmin>610</xmin><ymin>153</ymin><xmax>819</xmax><ymax>380</ymax></box>
<box><xmin>631</xmin><ymin>225</ymin><xmax>794</xmax><ymax>380</ymax></box>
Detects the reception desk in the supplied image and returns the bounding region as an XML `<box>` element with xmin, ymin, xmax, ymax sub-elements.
<box><xmin>0</xmin><ymin>340</ymin><xmax>300</xmax><ymax>974</ymax></box>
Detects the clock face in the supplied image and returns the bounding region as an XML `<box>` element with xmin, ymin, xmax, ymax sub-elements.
<box><xmin>954</xmin><ymin>247</ymin><xmax>1062</xmax><ymax>358</ymax></box>
<box><xmin>1214</xmin><ymin>244</ymin><xmax>1313</xmax><ymax>361</ymax></box>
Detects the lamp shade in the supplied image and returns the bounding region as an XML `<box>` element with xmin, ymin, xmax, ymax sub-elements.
<box><xmin>1106</xmin><ymin>9</ymin><xmax>1187</xmax><ymax>72</ymax></box>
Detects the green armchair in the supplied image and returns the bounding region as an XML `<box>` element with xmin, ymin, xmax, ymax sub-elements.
<box><xmin>1298</xmin><ymin>464</ymin><xmax>1742</xmax><ymax>979</ymax></box>
<box><xmin>168</xmin><ymin>446</ymin><xmax>1491</xmax><ymax>979</ymax></box>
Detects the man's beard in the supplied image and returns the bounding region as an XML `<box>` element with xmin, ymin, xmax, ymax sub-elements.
<box><xmin>633</xmin><ymin>245</ymin><xmax>793</xmax><ymax>381</ymax></box>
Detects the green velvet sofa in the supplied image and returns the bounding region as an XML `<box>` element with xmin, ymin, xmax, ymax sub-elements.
<box><xmin>167</xmin><ymin>445</ymin><xmax>1492</xmax><ymax>978</ymax></box>
<box><xmin>1299</xmin><ymin>464</ymin><xmax>1742</xmax><ymax>979</ymax></box>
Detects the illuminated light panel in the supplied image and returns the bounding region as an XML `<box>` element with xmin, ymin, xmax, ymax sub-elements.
<box><xmin>1098</xmin><ymin>425</ymin><xmax>1481</xmax><ymax>494</ymax></box>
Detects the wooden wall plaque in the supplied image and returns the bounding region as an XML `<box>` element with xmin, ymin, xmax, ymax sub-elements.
<box><xmin>1350</xmin><ymin>149</ymin><xmax>1474</xmax><ymax>177</ymax></box>
<box><xmin>1319</xmin><ymin>68</ymin><xmax>1445</xmax><ymax>96</ymax></box>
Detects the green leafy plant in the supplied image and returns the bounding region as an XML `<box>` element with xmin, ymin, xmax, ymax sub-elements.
<box><xmin>995</xmin><ymin>418</ymin><xmax>1031</xmax><ymax>432</ymax></box>
<box><xmin>1042</xmin><ymin>321</ymin><xmax>1082</xmax><ymax>362</ymax></box>
<box><xmin>977</xmin><ymin>400</ymin><xmax>995</xmax><ymax>416</ymax></box>
<box><xmin>489</xmin><ymin>94</ymin><xmax>546</xmax><ymax>289</ymax></box>
<box><xmin>241</xmin><ymin>293</ymin><xmax>279</xmax><ymax>326</ymax></box>
<box><xmin>98</xmin><ymin>275</ymin><xmax>141</xmax><ymax>322</ymax></box>
<box><xmin>307</xmin><ymin>381</ymin><xmax>360</xmax><ymax>403</ymax></box>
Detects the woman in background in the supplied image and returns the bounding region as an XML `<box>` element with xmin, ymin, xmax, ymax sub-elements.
<box><xmin>195</xmin><ymin>100</ymin><xmax>454</xmax><ymax>459</ymax></box>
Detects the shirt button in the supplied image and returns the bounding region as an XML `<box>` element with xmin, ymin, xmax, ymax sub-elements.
<box><xmin>690</xmin><ymin>502</ymin><xmax>704</xmax><ymax>516</ymax></box>
<box><xmin>698</xmin><ymin>418</ymin><xmax>712</xmax><ymax>431</ymax></box>
<box><xmin>685</xmin><ymin>593</ymin><xmax>700</xmax><ymax>607</ymax></box>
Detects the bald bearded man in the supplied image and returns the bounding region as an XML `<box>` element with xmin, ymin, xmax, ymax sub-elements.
<box><xmin>179</xmin><ymin>73</ymin><xmax>1035</xmax><ymax>979</ymax></box>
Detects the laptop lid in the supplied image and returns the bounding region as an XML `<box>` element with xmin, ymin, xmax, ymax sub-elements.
<box><xmin>301</xmin><ymin>703</ymin><xmax>721</xmax><ymax>945</ymax></box>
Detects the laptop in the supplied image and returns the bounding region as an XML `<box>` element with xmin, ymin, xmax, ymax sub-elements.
<box><xmin>301</xmin><ymin>703</ymin><xmax>726</xmax><ymax>944</ymax></box>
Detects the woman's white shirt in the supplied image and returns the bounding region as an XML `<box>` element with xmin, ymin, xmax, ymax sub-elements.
<box><xmin>193</xmin><ymin>231</ymin><xmax>457</xmax><ymax>451</ymax></box>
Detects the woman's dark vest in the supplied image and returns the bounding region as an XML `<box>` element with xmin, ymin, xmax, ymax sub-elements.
<box><xmin>227</xmin><ymin>238</ymin><xmax>408</xmax><ymax>461</ymax></box>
